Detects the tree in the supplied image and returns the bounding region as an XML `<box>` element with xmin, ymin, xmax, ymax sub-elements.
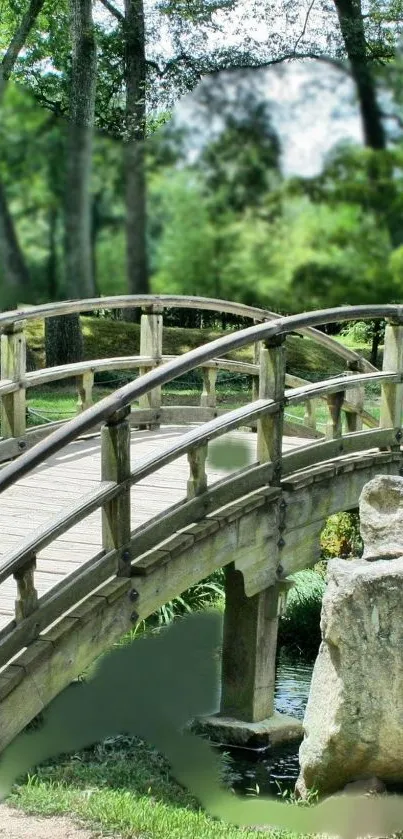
<box><xmin>45</xmin><ymin>0</ymin><xmax>97</xmax><ymax>366</ymax></box>
<box><xmin>0</xmin><ymin>0</ymin><xmax>46</xmax><ymax>304</ymax></box>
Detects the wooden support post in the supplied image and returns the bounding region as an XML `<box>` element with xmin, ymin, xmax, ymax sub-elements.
<box><xmin>256</xmin><ymin>335</ymin><xmax>286</xmax><ymax>479</ymax></box>
<box><xmin>139</xmin><ymin>306</ymin><xmax>163</xmax><ymax>429</ymax></box>
<box><xmin>380</xmin><ymin>321</ymin><xmax>403</xmax><ymax>446</ymax></box>
<box><xmin>252</xmin><ymin>332</ymin><xmax>260</xmax><ymax>402</ymax></box>
<box><xmin>77</xmin><ymin>371</ymin><xmax>94</xmax><ymax>413</ymax></box>
<box><xmin>101</xmin><ymin>406</ymin><xmax>131</xmax><ymax>575</ymax></box>
<box><xmin>303</xmin><ymin>399</ymin><xmax>316</xmax><ymax>431</ymax></box>
<box><xmin>325</xmin><ymin>391</ymin><xmax>345</xmax><ymax>439</ymax></box>
<box><xmin>13</xmin><ymin>556</ymin><xmax>38</xmax><ymax>622</ymax></box>
<box><xmin>220</xmin><ymin>564</ymin><xmax>283</xmax><ymax>722</ymax></box>
<box><xmin>200</xmin><ymin>367</ymin><xmax>217</xmax><ymax>408</ymax></box>
<box><xmin>1</xmin><ymin>321</ymin><xmax>26</xmax><ymax>440</ymax></box>
<box><xmin>345</xmin><ymin>361</ymin><xmax>363</xmax><ymax>433</ymax></box>
<box><xmin>187</xmin><ymin>443</ymin><xmax>207</xmax><ymax>498</ymax></box>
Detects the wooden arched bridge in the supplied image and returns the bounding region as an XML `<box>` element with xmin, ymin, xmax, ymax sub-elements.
<box><xmin>0</xmin><ymin>295</ymin><xmax>402</xmax><ymax>752</ymax></box>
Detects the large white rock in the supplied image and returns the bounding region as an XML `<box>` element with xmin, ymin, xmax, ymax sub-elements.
<box><xmin>360</xmin><ymin>474</ymin><xmax>403</xmax><ymax>560</ymax></box>
<box><xmin>295</xmin><ymin>554</ymin><xmax>403</xmax><ymax>797</ymax></box>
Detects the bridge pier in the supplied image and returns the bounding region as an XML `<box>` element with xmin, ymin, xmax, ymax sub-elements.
<box><xmin>192</xmin><ymin>564</ymin><xmax>302</xmax><ymax>749</ymax></box>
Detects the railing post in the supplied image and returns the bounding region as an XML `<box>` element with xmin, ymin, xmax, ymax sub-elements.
<box><xmin>256</xmin><ymin>335</ymin><xmax>286</xmax><ymax>480</ymax></box>
<box><xmin>1</xmin><ymin>321</ymin><xmax>26</xmax><ymax>440</ymax></box>
<box><xmin>77</xmin><ymin>371</ymin><xmax>94</xmax><ymax>413</ymax></box>
<box><xmin>345</xmin><ymin>360</ymin><xmax>363</xmax><ymax>433</ymax></box>
<box><xmin>139</xmin><ymin>305</ymin><xmax>163</xmax><ymax>429</ymax></box>
<box><xmin>303</xmin><ymin>399</ymin><xmax>317</xmax><ymax>432</ymax></box>
<box><xmin>101</xmin><ymin>406</ymin><xmax>132</xmax><ymax>576</ymax></box>
<box><xmin>200</xmin><ymin>367</ymin><xmax>217</xmax><ymax>409</ymax></box>
<box><xmin>380</xmin><ymin>320</ymin><xmax>403</xmax><ymax>444</ymax></box>
<box><xmin>252</xmin><ymin>330</ymin><xmax>260</xmax><ymax>403</ymax></box>
<box><xmin>13</xmin><ymin>556</ymin><xmax>38</xmax><ymax>623</ymax></box>
<box><xmin>187</xmin><ymin>443</ymin><xmax>208</xmax><ymax>498</ymax></box>
<box><xmin>325</xmin><ymin>391</ymin><xmax>345</xmax><ymax>439</ymax></box>
<box><xmin>220</xmin><ymin>565</ymin><xmax>292</xmax><ymax>722</ymax></box>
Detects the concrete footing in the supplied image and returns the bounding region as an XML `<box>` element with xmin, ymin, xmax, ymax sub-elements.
<box><xmin>190</xmin><ymin>711</ymin><xmax>303</xmax><ymax>750</ymax></box>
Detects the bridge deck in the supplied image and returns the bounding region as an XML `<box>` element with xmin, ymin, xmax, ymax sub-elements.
<box><xmin>0</xmin><ymin>426</ymin><xmax>304</xmax><ymax>632</ymax></box>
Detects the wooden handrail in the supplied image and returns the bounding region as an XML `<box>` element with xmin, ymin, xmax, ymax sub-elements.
<box><xmin>285</xmin><ymin>371</ymin><xmax>400</xmax><ymax>405</ymax></box>
<box><xmin>0</xmin><ymin>303</ymin><xmax>401</xmax><ymax>494</ymax></box>
<box><xmin>0</xmin><ymin>294</ymin><xmax>379</xmax><ymax>372</ymax></box>
<box><xmin>0</xmin><ymin>365</ymin><xmax>399</xmax><ymax>585</ymax></box>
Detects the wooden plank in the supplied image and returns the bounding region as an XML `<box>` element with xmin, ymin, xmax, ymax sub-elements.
<box><xmin>0</xmin><ymin>482</ymin><xmax>116</xmax><ymax>584</ymax></box>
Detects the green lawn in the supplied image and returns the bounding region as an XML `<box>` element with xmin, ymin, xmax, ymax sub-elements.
<box><xmin>7</xmin><ymin>682</ymin><xmax>308</xmax><ymax>839</ymax></box>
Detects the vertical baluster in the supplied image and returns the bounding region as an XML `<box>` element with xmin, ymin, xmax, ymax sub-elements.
<box><xmin>101</xmin><ymin>406</ymin><xmax>131</xmax><ymax>575</ymax></box>
<box><xmin>187</xmin><ymin>443</ymin><xmax>208</xmax><ymax>498</ymax></box>
<box><xmin>380</xmin><ymin>319</ymin><xmax>403</xmax><ymax>448</ymax></box>
<box><xmin>139</xmin><ymin>305</ymin><xmax>163</xmax><ymax>429</ymax></box>
<box><xmin>1</xmin><ymin>321</ymin><xmax>26</xmax><ymax>441</ymax></box>
<box><xmin>256</xmin><ymin>335</ymin><xmax>286</xmax><ymax>481</ymax></box>
<box><xmin>77</xmin><ymin>370</ymin><xmax>94</xmax><ymax>412</ymax></box>
<box><xmin>200</xmin><ymin>367</ymin><xmax>217</xmax><ymax>409</ymax></box>
<box><xmin>325</xmin><ymin>391</ymin><xmax>345</xmax><ymax>439</ymax></box>
<box><xmin>13</xmin><ymin>556</ymin><xmax>38</xmax><ymax>622</ymax></box>
<box><xmin>345</xmin><ymin>361</ymin><xmax>363</xmax><ymax>433</ymax></box>
<box><xmin>303</xmin><ymin>399</ymin><xmax>317</xmax><ymax>432</ymax></box>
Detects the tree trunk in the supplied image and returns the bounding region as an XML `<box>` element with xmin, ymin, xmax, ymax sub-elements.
<box><xmin>45</xmin><ymin>0</ymin><xmax>97</xmax><ymax>367</ymax></box>
<box><xmin>64</xmin><ymin>0</ymin><xmax>97</xmax><ymax>300</ymax></box>
<box><xmin>123</xmin><ymin>0</ymin><xmax>149</xmax><ymax>317</ymax></box>
<box><xmin>370</xmin><ymin>319</ymin><xmax>382</xmax><ymax>367</ymax></box>
<box><xmin>91</xmin><ymin>194</ymin><xmax>102</xmax><ymax>297</ymax></box>
<box><xmin>333</xmin><ymin>0</ymin><xmax>403</xmax><ymax>248</ymax></box>
<box><xmin>333</xmin><ymin>0</ymin><xmax>386</xmax><ymax>150</ymax></box>
<box><xmin>0</xmin><ymin>0</ymin><xmax>47</xmax><ymax>307</ymax></box>
<box><xmin>0</xmin><ymin>181</ymin><xmax>31</xmax><ymax>304</ymax></box>
<box><xmin>47</xmin><ymin>205</ymin><xmax>58</xmax><ymax>300</ymax></box>
<box><xmin>45</xmin><ymin>314</ymin><xmax>84</xmax><ymax>371</ymax></box>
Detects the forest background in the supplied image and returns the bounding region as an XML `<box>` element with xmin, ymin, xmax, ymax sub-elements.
<box><xmin>1</xmin><ymin>0</ymin><xmax>403</xmax><ymax>363</ymax></box>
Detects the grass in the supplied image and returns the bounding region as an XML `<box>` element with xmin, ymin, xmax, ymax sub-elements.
<box><xmin>7</xmin><ymin>682</ymin><xmax>308</xmax><ymax>839</ymax></box>
<box><xmin>25</xmin><ymin>315</ymin><xmax>348</xmax><ymax>380</ymax></box>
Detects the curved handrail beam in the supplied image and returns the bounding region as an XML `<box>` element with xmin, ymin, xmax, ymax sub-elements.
<box><xmin>0</xmin><ymin>294</ymin><xmax>378</xmax><ymax>372</ymax></box>
<box><xmin>0</xmin><ymin>303</ymin><xmax>400</xmax><ymax>494</ymax></box>
<box><xmin>285</xmin><ymin>371</ymin><xmax>399</xmax><ymax>405</ymax></box>
<box><xmin>0</xmin><ymin>373</ymin><xmax>396</xmax><ymax>586</ymax></box>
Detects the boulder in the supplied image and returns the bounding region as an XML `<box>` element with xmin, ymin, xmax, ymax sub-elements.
<box><xmin>360</xmin><ymin>475</ymin><xmax>403</xmax><ymax>560</ymax></box>
<box><xmin>295</xmin><ymin>554</ymin><xmax>403</xmax><ymax>797</ymax></box>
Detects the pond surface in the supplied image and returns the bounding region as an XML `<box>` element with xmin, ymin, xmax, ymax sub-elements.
<box><xmin>223</xmin><ymin>651</ymin><xmax>314</xmax><ymax>798</ymax></box>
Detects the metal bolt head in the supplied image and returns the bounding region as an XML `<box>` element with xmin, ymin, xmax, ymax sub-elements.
<box><xmin>130</xmin><ymin>610</ymin><xmax>139</xmax><ymax>623</ymax></box>
<box><xmin>129</xmin><ymin>589</ymin><xmax>139</xmax><ymax>602</ymax></box>
<box><xmin>122</xmin><ymin>550</ymin><xmax>130</xmax><ymax>563</ymax></box>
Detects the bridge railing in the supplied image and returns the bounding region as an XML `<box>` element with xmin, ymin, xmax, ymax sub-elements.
<box><xmin>0</xmin><ymin>295</ymin><xmax>378</xmax><ymax>464</ymax></box>
<box><xmin>0</xmin><ymin>304</ymin><xmax>401</xmax><ymax>674</ymax></box>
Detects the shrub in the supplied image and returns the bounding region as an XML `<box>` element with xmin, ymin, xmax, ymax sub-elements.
<box><xmin>278</xmin><ymin>570</ymin><xmax>326</xmax><ymax>659</ymax></box>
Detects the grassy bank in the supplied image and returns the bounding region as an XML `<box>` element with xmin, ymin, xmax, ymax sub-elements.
<box><xmin>25</xmin><ymin>315</ymin><xmax>350</xmax><ymax>380</ymax></box>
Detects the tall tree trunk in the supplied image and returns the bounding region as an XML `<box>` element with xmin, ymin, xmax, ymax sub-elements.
<box><xmin>64</xmin><ymin>0</ymin><xmax>97</xmax><ymax>300</ymax></box>
<box><xmin>124</xmin><ymin>0</ymin><xmax>149</xmax><ymax>318</ymax></box>
<box><xmin>46</xmin><ymin>0</ymin><xmax>97</xmax><ymax>367</ymax></box>
<box><xmin>0</xmin><ymin>181</ymin><xmax>31</xmax><ymax>304</ymax></box>
<box><xmin>47</xmin><ymin>205</ymin><xmax>58</xmax><ymax>300</ymax></box>
<box><xmin>0</xmin><ymin>0</ymin><xmax>46</xmax><ymax>307</ymax></box>
<box><xmin>333</xmin><ymin>0</ymin><xmax>386</xmax><ymax>150</ymax></box>
<box><xmin>333</xmin><ymin>0</ymin><xmax>403</xmax><ymax>248</ymax></box>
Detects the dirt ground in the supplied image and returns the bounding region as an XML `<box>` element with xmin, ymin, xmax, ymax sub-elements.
<box><xmin>0</xmin><ymin>803</ymin><xmax>106</xmax><ymax>838</ymax></box>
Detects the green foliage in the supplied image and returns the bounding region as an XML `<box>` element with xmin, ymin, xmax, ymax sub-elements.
<box><xmin>320</xmin><ymin>512</ymin><xmax>363</xmax><ymax>559</ymax></box>
<box><xmin>150</xmin><ymin>170</ymin><xmax>218</xmax><ymax>295</ymax></box>
<box><xmin>278</xmin><ymin>571</ymin><xmax>326</xmax><ymax>659</ymax></box>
